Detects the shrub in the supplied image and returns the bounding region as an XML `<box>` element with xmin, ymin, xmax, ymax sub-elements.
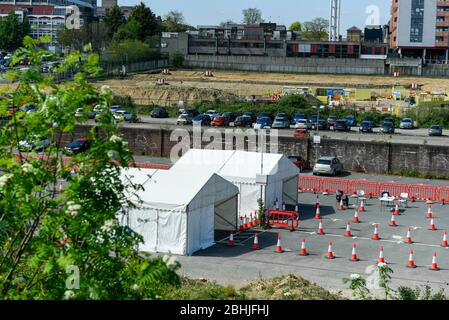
<box><xmin>171</xmin><ymin>52</ymin><xmax>185</xmax><ymax>68</ymax></box>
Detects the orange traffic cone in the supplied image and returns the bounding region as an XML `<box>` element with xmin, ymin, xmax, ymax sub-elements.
<box><xmin>315</xmin><ymin>206</ymin><xmax>322</xmax><ymax>219</ymax></box>
<box><xmin>407</xmin><ymin>249</ymin><xmax>416</xmax><ymax>268</ymax></box>
<box><xmin>299</xmin><ymin>239</ymin><xmax>308</xmax><ymax>256</ymax></box>
<box><xmin>317</xmin><ymin>219</ymin><xmax>325</xmax><ymax>235</ymax></box>
<box><xmin>326</xmin><ymin>241</ymin><xmax>335</xmax><ymax>259</ymax></box>
<box><xmin>315</xmin><ymin>195</ymin><xmax>320</xmax><ymax>209</ymax></box>
<box><xmin>372</xmin><ymin>224</ymin><xmax>381</xmax><ymax>240</ymax></box>
<box><xmin>426</xmin><ymin>205</ymin><xmax>433</xmax><ymax>219</ymax></box>
<box><xmin>252</xmin><ymin>233</ymin><xmax>261</xmax><ymax>250</ymax></box>
<box><xmin>406</xmin><ymin>227</ymin><xmax>413</xmax><ymax>244</ymax></box>
<box><xmin>389</xmin><ymin>214</ymin><xmax>397</xmax><ymax>227</ymax></box>
<box><xmin>345</xmin><ymin>221</ymin><xmax>352</xmax><ymax>237</ymax></box>
<box><xmin>360</xmin><ymin>199</ymin><xmax>365</xmax><ymax>212</ymax></box>
<box><xmin>350</xmin><ymin>243</ymin><xmax>359</xmax><ymax>262</ymax></box>
<box><xmin>353</xmin><ymin>207</ymin><xmax>360</xmax><ymax>223</ymax></box>
<box><xmin>394</xmin><ymin>202</ymin><xmax>400</xmax><ymax>216</ymax></box>
<box><xmin>378</xmin><ymin>246</ymin><xmax>385</xmax><ymax>264</ymax></box>
<box><xmin>275</xmin><ymin>234</ymin><xmax>283</xmax><ymax>253</ymax></box>
<box><xmin>429</xmin><ymin>218</ymin><xmax>436</xmax><ymax>231</ymax></box>
<box><xmin>243</xmin><ymin>214</ymin><xmax>249</xmax><ymax>230</ymax></box>
<box><xmin>430</xmin><ymin>251</ymin><xmax>440</xmax><ymax>271</ymax></box>
<box><xmin>227</xmin><ymin>232</ymin><xmax>235</xmax><ymax>247</ymax></box>
<box><xmin>338</xmin><ymin>198</ymin><xmax>345</xmax><ymax>210</ymax></box>
<box><xmin>239</xmin><ymin>216</ymin><xmax>244</xmax><ymax>231</ymax></box>
<box><xmin>441</xmin><ymin>230</ymin><xmax>448</xmax><ymax>247</ymax></box>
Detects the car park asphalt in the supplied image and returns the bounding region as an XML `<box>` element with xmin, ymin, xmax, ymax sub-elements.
<box><xmin>172</xmin><ymin>192</ymin><xmax>449</xmax><ymax>297</ymax></box>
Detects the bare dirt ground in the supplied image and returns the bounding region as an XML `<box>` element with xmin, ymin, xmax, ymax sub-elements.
<box><xmin>94</xmin><ymin>70</ymin><xmax>449</xmax><ymax>105</ymax></box>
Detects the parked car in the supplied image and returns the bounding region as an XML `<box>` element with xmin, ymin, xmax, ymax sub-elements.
<box><xmin>243</xmin><ymin>112</ymin><xmax>257</xmax><ymax>123</ymax></box>
<box><xmin>362</xmin><ymin>117</ymin><xmax>376</xmax><ymax>127</ymax></box>
<box><xmin>293</xmin><ymin>113</ymin><xmax>307</xmax><ymax>123</ymax></box>
<box><xmin>253</xmin><ymin>117</ymin><xmax>272</xmax><ymax>129</ymax></box>
<box><xmin>93</xmin><ymin>105</ymin><xmax>104</xmax><ymax>113</ymax></box>
<box><xmin>114</xmin><ymin>110</ymin><xmax>138</xmax><ymax>122</ymax></box>
<box><xmin>380</xmin><ymin>122</ymin><xmax>395</xmax><ymax>134</ymax></box>
<box><xmin>211</xmin><ymin>116</ymin><xmax>230</xmax><ymax>127</ymax></box>
<box><xmin>234</xmin><ymin>115</ymin><xmax>253</xmax><ymax>127</ymax></box>
<box><xmin>18</xmin><ymin>135</ymin><xmax>50</xmax><ymax>152</ymax></box>
<box><xmin>383</xmin><ymin>117</ymin><xmax>395</xmax><ymax>126</ymax></box>
<box><xmin>400</xmin><ymin>118</ymin><xmax>414</xmax><ymax>129</ymax></box>
<box><xmin>288</xmin><ymin>156</ymin><xmax>310</xmax><ymax>172</ymax></box>
<box><xmin>333</xmin><ymin>120</ymin><xmax>351</xmax><ymax>132</ymax></box>
<box><xmin>359</xmin><ymin>121</ymin><xmax>374</xmax><ymax>133</ymax></box>
<box><xmin>293</xmin><ymin>128</ymin><xmax>309</xmax><ymax>139</ymax></box>
<box><xmin>345</xmin><ymin>115</ymin><xmax>357</xmax><ymax>126</ymax></box>
<box><xmin>192</xmin><ymin>114</ymin><xmax>212</xmax><ymax>126</ymax></box>
<box><xmin>428</xmin><ymin>125</ymin><xmax>443</xmax><ymax>136</ymax></box>
<box><xmin>150</xmin><ymin>108</ymin><xmax>168</xmax><ymax>118</ymax></box>
<box><xmin>20</xmin><ymin>103</ymin><xmax>36</xmax><ymax>113</ymax></box>
<box><xmin>271</xmin><ymin>116</ymin><xmax>290</xmax><ymax>129</ymax></box>
<box><xmin>327</xmin><ymin>115</ymin><xmax>339</xmax><ymax>127</ymax></box>
<box><xmin>75</xmin><ymin>108</ymin><xmax>85</xmax><ymax>118</ymax></box>
<box><xmin>64</xmin><ymin>138</ymin><xmax>92</xmax><ymax>155</ymax></box>
<box><xmin>110</xmin><ymin>105</ymin><xmax>122</xmax><ymax>113</ymax></box>
<box><xmin>177</xmin><ymin>113</ymin><xmax>193</xmax><ymax>125</ymax></box>
<box><xmin>295</xmin><ymin>119</ymin><xmax>311</xmax><ymax>129</ymax></box>
<box><xmin>258</xmin><ymin>112</ymin><xmax>273</xmax><ymax>121</ymax></box>
<box><xmin>222</xmin><ymin>112</ymin><xmax>240</xmax><ymax>123</ymax></box>
<box><xmin>313</xmin><ymin>157</ymin><xmax>343</xmax><ymax>176</ymax></box>
<box><xmin>311</xmin><ymin>119</ymin><xmax>329</xmax><ymax>131</ymax></box>
<box><xmin>205</xmin><ymin>110</ymin><xmax>220</xmax><ymax>119</ymax></box>
<box><xmin>179</xmin><ymin>108</ymin><xmax>199</xmax><ymax>117</ymax></box>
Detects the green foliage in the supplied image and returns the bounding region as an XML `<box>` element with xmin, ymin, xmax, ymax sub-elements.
<box><xmin>170</xmin><ymin>52</ymin><xmax>185</xmax><ymax>68</ymax></box>
<box><xmin>342</xmin><ymin>274</ymin><xmax>371</xmax><ymax>300</ymax></box>
<box><xmin>257</xmin><ymin>198</ymin><xmax>268</xmax><ymax>229</ymax></box>
<box><xmin>406</xmin><ymin>103</ymin><xmax>449</xmax><ymax>129</ymax></box>
<box><xmin>289</xmin><ymin>21</ymin><xmax>302</xmax><ymax>32</ymax></box>
<box><xmin>0</xmin><ymin>12</ymin><xmax>31</xmax><ymax>52</ymax></box>
<box><xmin>103</xmin><ymin>5</ymin><xmax>125</xmax><ymax>39</ymax></box>
<box><xmin>105</xmin><ymin>39</ymin><xmax>162</xmax><ymax>64</ymax></box>
<box><xmin>57</xmin><ymin>22</ymin><xmax>109</xmax><ymax>52</ymax></box>
<box><xmin>242</xmin><ymin>8</ymin><xmax>263</xmax><ymax>25</ymax></box>
<box><xmin>302</xmin><ymin>18</ymin><xmax>329</xmax><ymax>41</ymax></box>
<box><xmin>0</xmin><ymin>38</ymin><xmax>180</xmax><ymax>299</ymax></box>
<box><xmin>162</xmin><ymin>11</ymin><xmax>195</xmax><ymax>32</ymax></box>
<box><xmin>127</xmin><ymin>2</ymin><xmax>160</xmax><ymax>42</ymax></box>
<box><xmin>163</xmin><ymin>278</ymin><xmax>245</xmax><ymax>300</ymax></box>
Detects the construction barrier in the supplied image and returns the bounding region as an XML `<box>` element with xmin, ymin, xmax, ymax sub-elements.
<box><xmin>267</xmin><ymin>210</ymin><xmax>299</xmax><ymax>231</ymax></box>
<box><xmin>299</xmin><ymin>176</ymin><xmax>449</xmax><ymax>203</ymax></box>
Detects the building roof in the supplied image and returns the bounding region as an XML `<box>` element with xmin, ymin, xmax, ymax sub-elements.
<box><xmin>347</xmin><ymin>26</ymin><xmax>362</xmax><ymax>32</ymax></box>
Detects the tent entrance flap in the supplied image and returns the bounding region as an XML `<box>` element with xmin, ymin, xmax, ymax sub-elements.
<box><xmin>214</xmin><ymin>195</ymin><xmax>238</xmax><ymax>231</ymax></box>
<box><xmin>283</xmin><ymin>176</ymin><xmax>298</xmax><ymax>206</ymax></box>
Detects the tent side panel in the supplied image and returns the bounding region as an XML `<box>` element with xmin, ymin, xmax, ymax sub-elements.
<box><xmin>283</xmin><ymin>176</ymin><xmax>299</xmax><ymax>206</ymax></box>
<box><xmin>126</xmin><ymin>208</ymin><xmax>158</xmax><ymax>253</ymax></box>
<box><xmin>238</xmin><ymin>183</ymin><xmax>260</xmax><ymax>218</ymax></box>
<box><xmin>187</xmin><ymin>204</ymin><xmax>215</xmax><ymax>255</ymax></box>
<box><xmin>156</xmin><ymin>210</ymin><xmax>187</xmax><ymax>255</ymax></box>
<box><xmin>215</xmin><ymin>195</ymin><xmax>238</xmax><ymax>231</ymax></box>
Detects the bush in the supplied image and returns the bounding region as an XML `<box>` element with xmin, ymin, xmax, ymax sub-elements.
<box><xmin>105</xmin><ymin>39</ymin><xmax>162</xmax><ymax>64</ymax></box>
<box><xmin>171</xmin><ymin>52</ymin><xmax>185</xmax><ymax>68</ymax></box>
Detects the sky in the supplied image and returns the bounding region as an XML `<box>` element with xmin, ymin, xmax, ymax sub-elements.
<box><xmin>112</xmin><ymin>0</ymin><xmax>391</xmax><ymax>31</ymax></box>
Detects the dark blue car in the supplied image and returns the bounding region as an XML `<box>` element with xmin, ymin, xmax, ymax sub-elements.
<box><xmin>254</xmin><ymin>117</ymin><xmax>272</xmax><ymax>129</ymax></box>
<box><xmin>192</xmin><ymin>114</ymin><xmax>211</xmax><ymax>126</ymax></box>
<box><xmin>293</xmin><ymin>113</ymin><xmax>307</xmax><ymax>123</ymax></box>
<box><xmin>345</xmin><ymin>115</ymin><xmax>357</xmax><ymax>126</ymax></box>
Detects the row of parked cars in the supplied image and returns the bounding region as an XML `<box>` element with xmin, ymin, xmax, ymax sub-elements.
<box><xmin>75</xmin><ymin>105</ymin><xmax>140</xmax><ymax>123</ymax></box>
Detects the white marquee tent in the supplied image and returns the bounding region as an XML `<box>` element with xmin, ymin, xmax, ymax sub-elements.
<box><xmin>170</xmin><ymin>149</ymin><xmax>299</xmax><ymax>217</ymax></box>
<box><xmin>120</xmin><ymin>167</ymin><xmax>239</xmax><ymax>256</ymax></box>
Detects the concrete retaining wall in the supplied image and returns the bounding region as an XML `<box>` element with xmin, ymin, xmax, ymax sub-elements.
<box><xmin>184</xmin><ymin>55</ymin><xmax>386</xmax><ymax>75</ymax></box>
<box><xmin>69</xmin><ymin>125</ymin><xmax>449</xmax><ymax>178</ymax></box>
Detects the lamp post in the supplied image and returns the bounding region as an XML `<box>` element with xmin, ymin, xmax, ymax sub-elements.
<box><xmin>311</xmin><ymin>105</ymin><xmax>325</xmax><ymax>164</ymax></box>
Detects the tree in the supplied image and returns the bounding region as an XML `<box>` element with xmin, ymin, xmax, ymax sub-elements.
<box><xmin>113</xmin><ymin>19</ymin><xmax>141</xmax><ymax>43</ymax></box>
<box><xmin>289</xmin><ymin>21</ymin><xmax>302</xmax><ymax>33</ymax></box>
<box><xmin>57</xmin><ymin>22</ymin><xmax>109</xmax><ymax>52</ymax></box>
<box><xmin>242</xmin><ymin>8</ymin><xmax>263</xmax><ymax>25</ymax></box>
<box><xmin>162</xmin><ymin>11</ymin><xmax>195</xmax><ymax>32</ymax></box>
<box><xmin>128</xmin><ymin>2</ymin><xmax>159</xmax><ymax>42</ymax></box>
<box><xmin>0</xmin><ymin>36</ymin><xmax>180</xmax><ymax>299</ymax></box>
<box><xmin>103</xmin><ymin>5</ymin><xmax>125</xmax><ymax>39</ymax></box>
<box><xmin>302</xmin><ymin>18</ymin><xmax>329</xmax><ymax>41</ymax></box>
<box><xmin>0</xmin><ymin>12</ymin><xmax>31</xmax><ymax>51</ymax></box>
<box><xmin>170</xmin><ymin>51</ymin><xmax>184</xmax><ymax>68</ymax></box>
<box><xmin>219</xmin><ymin>20</ymin><xmax>237</xmax><ymax>27</ymax></box>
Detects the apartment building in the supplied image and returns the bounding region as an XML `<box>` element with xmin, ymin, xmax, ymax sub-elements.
<box><xmin>0</xmin><ymin>0</ymin><xmax>96</xmax><ymax>51</ymax></box>
<box><xmin>161</xmin><ymin>23</ymin><xmax>388</xmax><ymax>60</ymax></box>
<box><xmin>390</xmin><ymin>0</ymin><xmax>449</xmax><ymax>63</ymax></box>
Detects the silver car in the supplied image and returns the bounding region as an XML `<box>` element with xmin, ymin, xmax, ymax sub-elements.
<box><xmin>313</xmin><ymin>157</ymin><xmax>343</xmax><ymax>176</ymax></box>
<box><xmin>399</xmin><ymin>118</ymin><xmax>414</xmax><ymax>129</ymax></box>
<box><xmin>177</xmin><ymin>113</ymin><xmax>193</xmax><ymax>125</ymax></box>
<box><xmin>295</xmin><ymin>119</ymin><xmax>311</xmax><ymax>129</ymax></box>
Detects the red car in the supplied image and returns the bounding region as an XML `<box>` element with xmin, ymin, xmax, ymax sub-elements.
<box><xmin>293</xmin><ymin>128</ymin><xmax>309</xmax><ymax>139</ymax></box>
<box><xmin>211</xmin><ymin>116</ymin><xmax>229</xmax><ymax>127</ymax></box>
<box><xmin>288</xmin><ymin>156</ymin><xmax>310</xmax><ymax>172</ymax></box>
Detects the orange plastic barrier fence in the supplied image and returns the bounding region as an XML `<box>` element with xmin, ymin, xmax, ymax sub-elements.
<box><xmin>299</xmin><ymin>176</ymin><xmax>449</xmax><ymax>203</ymax></box>
<box><xmin>267</xmin><ymin>210</ymin><xmax>299</xmax><ymax>231</ymax></box>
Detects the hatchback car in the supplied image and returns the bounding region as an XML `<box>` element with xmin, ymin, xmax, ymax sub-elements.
<box><xmin>234</xmin><ymin>115</ymin><xmax>253</xmax><ymax>127</ymax></box>
<box><xmin>399</xmin><ymin>118</ymin><xmax>414</xmax><ymax>129</ymax></box>
<box><xmin>150</xmin><ymin>108</ymin><xmax>168</xmax><ymax>118</ymax></box>
<box><xmin>64</xmin><ymin>138</ymin><xmax>92</xmax><ymax>155</ymax></box>
<box><xmin>313</xmin><ymin>157</ymin><xmax>343</xmax><ymax>176</ymax></box>
<box><xmin>211</xmin><ymin>116</ymin><xmax>229</xmax><ymax>127</ymax></box>
<box><xmin>359</xmin><ymin>121</ymin><xmax>373</xmax><ymax>133</ymax></box>
<box><xmin>295</xmin><ymin>119</ymin><xmax>311</xmax><ymax>129</ymax></box>
<box><xmin>205</xmin><ymin>110</ymin><xmax>220</xmax><ymax>119</ymax></box>
<box><xmin>222</xmin><ymin>112</ymin><xmax>240</xmax><ymax>123</ymax></box>
<box><xmin>333</xmin><ymin>120</ymin><xmax>351</xmax><ymax>132</ymax></box>
<box><xmin>271</xmin><ymin>116</ymin><xmax>290</xmax><ymax>129</ymax></box>
<box><xmin>311</xmin><ymin>119</ymin><xmax>328</xmax><ymax>131</ymax></box>
<box><xmin>258</xmin><ymin>112</ymin><xmax>273</xmax><ymax>121</ymax></box>
<box><xmin>243</xmin><ymin>112</ymin><xmax>257</xmax><ymax>123</ymax></box>
<box><xmin>177</xmin><ymin>113</ymin><xmax>193</xmax><ymax>125</ymax></box>
<box><xmin>192</xmin><ymin>114</ymin><xmax>212</xmax><ymax>126</ymax></box>
<box><xmin>114</xmin><ymin>110</ymin><xmax>138</xmax><ymax>122</ymax></box>
<box><xmin>327</xmin><ymin>115</ymin><xmax>338</xmax><ymax>127</ymax></box>
<box><xmin>293</xmin><ymin>113</ymin><xmax>307</xmax><ymax>123</ymax></box>
<box><xmin>253</xmin><ymin>117</ymin><xmax>272</xmax><ymax>129</ymax></box>
<box><xmin>428</xmin><ymin>125</ymin><xmax>443</xmax><ymax>136</ymax></box>
<box><xmin>18</xmin><ymin>136</ymin><xmax>50</xmax><ymax>152</ymax></box>
<box><xmin>288</xmin><ymin>156</ymin><xmax>310</xmax><ymax>172</ymax></box>
<box><xmin>345</xmin><ymin>115</ymin><xmax>357</xmax><ymax>126</ymax></box>
<box><xmin>380</xmin><ymin>122</ymin><xmax>395</xmax><ymax>134</ymax></box>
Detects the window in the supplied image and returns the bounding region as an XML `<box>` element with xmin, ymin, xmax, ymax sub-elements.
<box><xmin>410</xmin><ymin>0</ymin><xmax>424</xmax><ymax>43</ymax></box>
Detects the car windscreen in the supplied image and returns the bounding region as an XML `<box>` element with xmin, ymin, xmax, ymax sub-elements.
<box><xmin>336</xmin><ymin>121</ymin><xmax>346</xmax><ymax>125</ymax></box>
<box><xmin>68</xmin><ymin>140</ymin><xmax>86</xmax><ymax>148</ymax></box>
<box><xmin>431</xmin><ymin>125</ymin><xmax>440</xmax><ymax>129</ymax></box>
<box><xmin>317</xmin><ymin>159</ymin><xmax>331</xmax><ymax>165</ymax></box>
